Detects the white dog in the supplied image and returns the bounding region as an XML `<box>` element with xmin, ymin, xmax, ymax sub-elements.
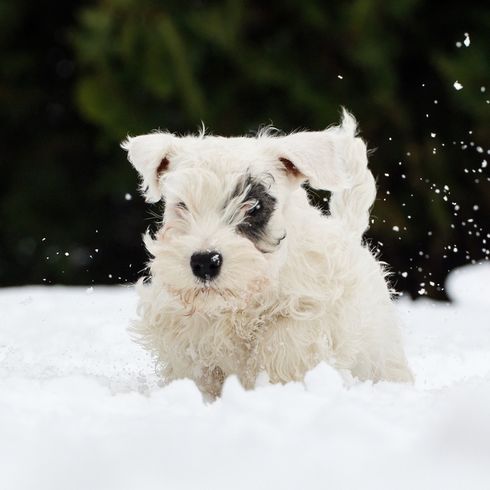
<box><xmin>122</xmin><ymin>109</ymin><xmax>413</xmax><ymax>397</ymax></box>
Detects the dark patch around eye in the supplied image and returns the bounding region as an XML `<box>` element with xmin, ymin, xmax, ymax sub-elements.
<box><xmin>234</xmin><ymin>175</ymin><xmax>276</xmax><ymax>242</ymax></box>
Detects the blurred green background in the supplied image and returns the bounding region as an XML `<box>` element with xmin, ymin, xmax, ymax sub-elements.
<box><xmin>1</xmin><ymin>0</ymin><xmax>489</xmax><ymax>299</ymax></box>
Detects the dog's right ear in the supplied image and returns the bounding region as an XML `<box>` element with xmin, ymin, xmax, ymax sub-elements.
<box><xmin>121</xmin><ymin>133</ymin><xmax>176</xmax><ymax>202</ymax></box>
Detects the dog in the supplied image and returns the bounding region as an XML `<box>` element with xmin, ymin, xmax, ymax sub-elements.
<box><xmin>122</xmin><ymin>109</ymin><xmax>413</xmax><ymax>397</ymax></box>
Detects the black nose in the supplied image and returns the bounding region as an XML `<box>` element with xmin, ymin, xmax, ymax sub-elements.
<box><xmin>190</xmin><ymin>251</ymin><xmax>223</xmax><ymax>281</ymax></box>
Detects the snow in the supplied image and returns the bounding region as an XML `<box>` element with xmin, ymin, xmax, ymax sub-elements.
<box><xmin>1</xmin><ymin>264</ymin><xmax>490</xmax><ymax>490</ymax></box>
<box><xmin>456</xmin><ymin>33</ymin><xmax>470</xmax><ymax>48</ymax></box>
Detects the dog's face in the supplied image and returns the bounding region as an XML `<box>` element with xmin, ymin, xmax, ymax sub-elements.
<box><xmin>123</xmin><ymin>112</ymin><xmax>359</xmax><ymax>312</ymax></box>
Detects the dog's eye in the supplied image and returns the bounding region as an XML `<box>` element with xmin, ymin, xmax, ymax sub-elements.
<box><xmin>247</xmin><ymin>200</ymin><xmax>262</xmax><ymax>216</ymax></box>
<box><xmin>176</xmin><ymin>201</ymin><xmax>187</xmax><ymax>210</ymax></box>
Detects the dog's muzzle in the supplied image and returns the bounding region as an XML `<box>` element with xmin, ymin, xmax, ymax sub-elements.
<box><xmin>190</xmin><ymin>251</ymin><xmax>223</xmax><ymax>281</ymax></box>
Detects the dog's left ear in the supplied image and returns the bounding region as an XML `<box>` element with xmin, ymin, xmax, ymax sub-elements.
<box><xmin>121</xmin><ymin>133</ymin><xmax>176</xmax><ymax>202</ymax></box>
<box><xmin>269</xmin><ymin>109</ymin><xmax>367</xmax><ymax>191</ymax></box>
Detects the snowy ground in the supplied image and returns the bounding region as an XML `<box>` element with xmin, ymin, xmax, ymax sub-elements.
<box><xmin>1</xmin><ymin>264</ymin><xmax>490</xmax><ymax>490</ymax></box>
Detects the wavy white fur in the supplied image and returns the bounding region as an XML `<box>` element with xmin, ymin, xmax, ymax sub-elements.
<box><xmin>122</xmin><ymin>109</ymin><xmax>413</xmax><ymax>397</ymax></box>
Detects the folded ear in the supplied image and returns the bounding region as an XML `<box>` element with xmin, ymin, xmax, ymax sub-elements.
<box><xmin>269</xmin><ymin>109</ymin><xmax>368</xmax><ymax>191</ymax></box>
<box><xmin>121</xmin><ymin>132</ymin><xmax>176</xmax><ymax>202</ymax></box>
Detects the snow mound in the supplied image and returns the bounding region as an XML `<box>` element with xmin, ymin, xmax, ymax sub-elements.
<box><xmin>446</xmin><ymin>262</ymin><xmax>490</xmax><ymax>306</ymax></box>
<box><xmin>1</xmin><ymin>264</ymin><xmax>490</xmax><ymax>490</ymax></box>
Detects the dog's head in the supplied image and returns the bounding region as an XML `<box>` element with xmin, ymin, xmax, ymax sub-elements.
<box><xmin>123</xmin><ymin>110</ymin><xmax>359</xmax><ymax>312</ymax></box>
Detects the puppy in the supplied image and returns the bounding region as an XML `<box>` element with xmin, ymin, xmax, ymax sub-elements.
<box><xmin>122</xmin><ymin>109</ymin><xmax>413</xmax><ymax>397</ymax></box>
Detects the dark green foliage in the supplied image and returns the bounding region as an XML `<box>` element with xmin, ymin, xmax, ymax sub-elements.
<box><xmin>1</xmin><ymin>0</ymin><xmax>489</xmax><ymax>298</ymax></box>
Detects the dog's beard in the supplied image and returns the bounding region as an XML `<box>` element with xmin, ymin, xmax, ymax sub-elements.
<box><xmin>167</xmin><ymin>275</ymin><xmax>271</xmax><ymax>315</ymax></box>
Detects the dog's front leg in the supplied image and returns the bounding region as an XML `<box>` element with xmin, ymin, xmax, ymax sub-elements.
<box><xmin>252</xmin><ymin>317</ymin><xmax>332</xmax><ymax>385</ymax></box>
